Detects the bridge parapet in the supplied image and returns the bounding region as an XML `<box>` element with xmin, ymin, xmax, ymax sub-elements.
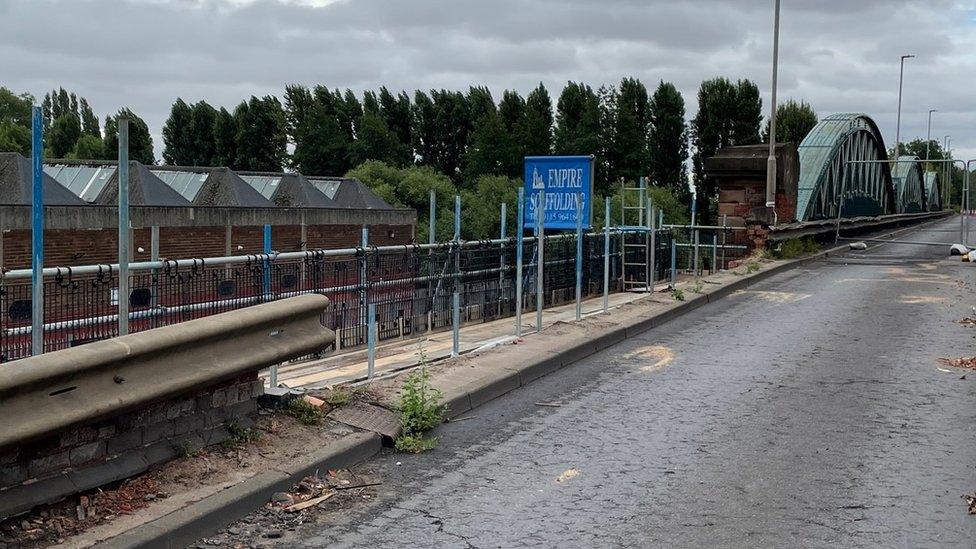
<box><xmin>0</xmin><ymin>294</ymin><xmax>334</xmax><ymax>518</ymax></box>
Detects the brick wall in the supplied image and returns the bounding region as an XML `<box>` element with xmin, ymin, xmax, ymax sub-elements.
<box><xmin>0</xmin><ymin>374</ymin><xmax>263</xmax><ymax>518</ymax></box>
<box><xmin>1</xmin><ymin>223</ymin><xmax>414</xmax><ymax>270</ymax></box>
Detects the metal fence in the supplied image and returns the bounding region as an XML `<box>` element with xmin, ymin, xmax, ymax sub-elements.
<box><xmin>0</xmin><ymin>231</ymin><xmax>671</xmax><ymax>362</ymax></box>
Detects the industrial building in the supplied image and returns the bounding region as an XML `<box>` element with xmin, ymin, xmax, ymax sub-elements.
<box><xmin>0</xmin><ymin>153</ymin><xmax>415</xmax><ymax>270</ymax></box>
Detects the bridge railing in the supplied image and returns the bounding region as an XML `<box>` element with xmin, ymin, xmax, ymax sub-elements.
<box><xmin>0</xmin><ymin>231</ymin><xmax>677</xmax><ymax>363</ymax></box>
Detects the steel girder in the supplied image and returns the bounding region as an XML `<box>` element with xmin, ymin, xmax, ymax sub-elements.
<box><xmin>796</xmin><ymin>113</ymin><xmax>896</xmax><ymax>221</ymax></box>
<box><xmin>891</xmin><ymin>155</ymin><xmax>925</xmax><ymax>213</ymax></box>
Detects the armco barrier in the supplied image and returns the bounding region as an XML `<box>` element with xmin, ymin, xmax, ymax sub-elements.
<box><xmin>0</xmin><ymin>294</ymin><xmax>334</xmax><ymax>452</ymax></box>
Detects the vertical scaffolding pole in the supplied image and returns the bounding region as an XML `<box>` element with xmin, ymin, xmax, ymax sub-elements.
<box><xmin>428</xmin><ymin>189</ymin><xmax>436</xmax><ymax>245</ymax></box>
<box><xmin>603</xmin><ymin>196</ymin><xmax>610</xmax><ymax>314</ymax></box>
<box><xmin>670</xmin><ymin>236</ymin><xmax>677</xmax><ymax>287</ymax></box>
<box><xmin>263</xmin><ymin>224</ymin><xmax>272</xmax><ymax>298</ymax></box>
<box><xmin>264</xmin><ymin>223</ymin><xmax>277</xmax><ymax>387</ymax></box>
<box><xmin>118</xmin><ymin>119</ymin><xmax>130</xmax><ymax>336</ymax></box>
<box><xmin>150</xmin><ymin>226</ymin><xmax>160</xmax><ymax>329</ymax></box>
<box><xmin>515</xmin><ymin>189</ymin><xmax>524</xmax><ymax>337</ymax></box>
<box><xmin>360</xmin><ymin>226</ymin><xmax>368</xmax><ymax>325</ymax></box>
<box><xmin>693</xmin><ymin>229</ymin><xmax>700</xmax><ymax>279</ymax></box>
<box><xmin>30</xmin><ymin>106</ymin><xmax>43</xmax><ymax>356</ymax></box>
<box><xmin>711</xmin><ymin>233</ymin><xmax>718</xmax><ymax>274</ymax></box>
<box><xmin>575</xmin><ymin>193</ymin><xmax>583</xmax><ymax>321</ymax></box>
<box><xmin>499</xmin><ymin>202</ymin><xmax>506</xmax><ymax>295</ymax></box>
<box><xmin>367</xmin><ymin>302</ymin><xmax>376</xmax><ymax>379</ymax></box>
<box><xmin>452</xmin><ymin>195</ymin><xmax>461</xmax><ymax>358</ymax></box>
<box><xmin>536</xmin><ymin>190</ymin><xmax>545</xmax><ymax>333</ymax></box>
<box><xmin>648</xmin><ymin>202</ymin><xmax>656</xmax><ymax>291</ymax></box>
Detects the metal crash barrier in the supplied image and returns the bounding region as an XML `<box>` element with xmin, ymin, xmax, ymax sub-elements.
<box><xmin>0</xmin><ymin>294</ymin><xmax>334</xmax><ymax>451</ymax></box>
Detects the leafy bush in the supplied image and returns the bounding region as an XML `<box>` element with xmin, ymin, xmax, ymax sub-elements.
<box><xmin>397</xmin><ymin>365</ymin><xmax>445</xmax><ymax>436</ymax></box>
<box><xmin>671</xmin><ymin>288</ymin><xmax>685</xmax><ymax>301</ymax></box>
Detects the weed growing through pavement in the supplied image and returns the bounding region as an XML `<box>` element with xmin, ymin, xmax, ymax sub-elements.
<box><xmin>691</xmin><ymin>280</ymin><xmax>703</xmax><ymax>294</ymax></box>
<box><xmin>746</xmin><ymin>261</ymin><xmax>761</xmax><ymax>273</ymax></box>
<box><xmin>223</xmin><ymin>423</ymin><xmax>261</xmax><ymax>449</ymax></box>
<box><xmin>324</xmin><ymin>386</ymin><xmax>351</xmax><ymax>407</ymax></box>
<box><xmin>670</xmin><ymin>288</ymin><xmax>685</xmax><ymax>301</ymax></box>
<box><xmin>394</xmin><ymin>345</ymin><xmax>446</xmax><ymax>453</ymax></box>
<box><xmin>772</xmin><ymin>237</ymin><xmax>820</xmax><ymax>260</ymax></box>
<box><xmin>287</xmin><ymin>397</ymin><xmax>323</xmax><ymax>426</ymax></box>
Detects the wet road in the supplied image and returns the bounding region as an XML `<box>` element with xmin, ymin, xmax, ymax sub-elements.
<box><xmin>300</xmin><ymin>218</ymin><xmax>976</xmax><ymax>548</ymax></box>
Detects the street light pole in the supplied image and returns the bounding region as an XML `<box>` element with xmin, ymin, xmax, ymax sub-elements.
<box><xmin>765</xmin><ymin>0</ymin><xmax>781</xmax><ymax>212</ymax></box>
<box><xmin>893</xmin><ymin>54</ymin><xmax>914</xmax><ymax>165</ymax></box>
<box><xmin>925</xmin><ymin>109</ymin><xmax>936</xmax><ymax>169</ymax></box>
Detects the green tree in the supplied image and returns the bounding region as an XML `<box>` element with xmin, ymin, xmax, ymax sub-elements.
<box><xmin>460</xmin><ymin>174</ymin><xmax>519</xmax><ymax>239</ymax></box>
<box><xmin>411</xmin><ymin>90</ymin><xmax>438</xmax><ymax>169</ymax></box>
<box><xmin>429</xmin><ymin>89</ymin><xmax>472</xmax><ymax>183</ymax></box>
<box><xmin>104</xmin><ymin>109</ymin><xmax>155</xmax><ymax>164</ymax></box>
<box><xmin>79</xmin><ymin>98</ymin><xmax>100</xmax><ymax>138</ymax></box>
<box><xmin>648</xmin><ymin>81</ymin><xmax>690</xmax><ymax>208</ymax></box>
<box><xmin>0</xmin><ymin>87</ymin><xmax>33</xmax><ymax>155</ymax></box>
<box><xmin>762</xmin><ymin>99</ymin><xmax>817</xmax><ymax>145</ymax></box>
<box><xmin>691</xmin><ymin>77</ymin><xmax>762</xmax><ymax>222</ymax></box>
<box><xmin>49</xmin><ymin>113</ymin><xmax>82</xmax><ymax>158</ymax></box>
<box><xmin>213</xmin><ymin>107</ymin><xmax>238</xmax><ymax>168</ymax></box>
<box><xmin>554</xmin><ymin>81</ymin><xmax>603</xmax><ymax>189</ymax></box>
<box><xmin>466</xmin><ymin>86</ymin><xmax>495</xmax><ymax>123</ymax></box>
<box><xmin>233</xmin><ymin>96</ymin><xmax>286</xmax><ymax>172</ymax></box>
<box><xmin>188</xmin><ymin>101</ymin><xmax>217</xmax><ymax>166</ymax></box>
<box><xmin>70</xmin><ymin>134</ymin><xmax>105</xmax><ymax>159</ymax></box>
<box><xmin>378</xmin><ymin>87</ymin><xmax>413</xmax><ymax>165</ymax></box>
<box><xmin>0</xmin><ymin>123</ymin><xmax>30</xmax><ymax>156</ymax></box>
<box><xmin>347</xmin><ymin>161</ymin><xmax>456</xmax><ymax>241</ymax></box>
<box><xmin>498</xmin><ymin>90</ymin><xmax>526</xmax><ymax>177</ymax></box>
<box><xmin>463</xmin><ymin>109</ymin><xmax>510</xmax><ymax>181</ymax></box>
<box><xmin>162</xmin><ymin>98</ymin><xmax>193</xmax><ymax>165</ymax></box>
<box><xmin>732</xmin><ymin>79</ymin><xmax>762</xmax><ymax>145</ymax></box>
<box><xmin>352</xmin><ymin>108</ymin><xmax>406</xmax><ymax>166</ymax></box>
<box><xmin>518</xmin><ymin>83</ymin><xmax>553</xmax><ymax>157</ymax></box>
<box><xmin>608</xmin><ymin>77</ymin><xmax>650</xmax><ymax>184</ymax></box>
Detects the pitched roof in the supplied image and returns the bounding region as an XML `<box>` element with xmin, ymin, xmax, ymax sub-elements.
<box><xmin>0</xmin><ymin>153</ymin><xmax>87</xmax><ymax>206</ymax></box>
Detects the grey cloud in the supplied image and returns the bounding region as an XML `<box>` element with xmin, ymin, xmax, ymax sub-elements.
<box><xmin>0</xmin><ymin>0</ymin><xmax>973</xmax><ymax>159</ymax></box>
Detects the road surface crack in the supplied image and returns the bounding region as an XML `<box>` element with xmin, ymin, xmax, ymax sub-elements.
<box><xmin>393</xmin><ymin>506</ymin><xmax>478</xmax><ymax>548</ymax></box>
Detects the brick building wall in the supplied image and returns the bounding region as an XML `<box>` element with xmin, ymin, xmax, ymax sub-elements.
<box><xmin>1</xmin><ymin>223</ymin><xmax>413</xmax><ymax>270</ymax></box>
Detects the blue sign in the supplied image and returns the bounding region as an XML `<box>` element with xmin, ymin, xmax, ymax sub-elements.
<box><xmin>523</xmin><ymin>155</ymin><xmax>594</xmax><ymax>230</ymax></box>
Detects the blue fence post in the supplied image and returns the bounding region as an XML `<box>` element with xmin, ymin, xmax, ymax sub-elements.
<box><xmin>452</xmin><ymin>195</ymin><xmax>461</xmax><ymax>358</ymax></box>
<box><xmin>30</xmin><ymin>106</ymin><xmax>43</xmax><ymax>356</ymax></box>
<box><xmin>367</xmin><ymin>302</ymin><xmax>376</xmax><ymax>379</ymax></box>
<box><xmin>536</xmin><ymin>190</ymin><xmax>545</xmax><ymax>333</ymax></box>
<box><xmin>263</xmin><ymin>224</ymin><xmax>272</xmax><ymax>300</ymax></box>
<box><xmin>360</xmin><ymin>226</ymin><xmax>368</xmax><ymax>327</ymax></box>
<box><xmin>575</xmin><ymin>193</ymin><xmax>583</xmax><ymax>321</ymax></box>
<box><xmin>670</xmin><ymin>235</ymin><xmax>677</xmax><ymax>288</ymax></box>
<box><xmin>118</xmin><ymin>119</ymin><xmax>130</xmax><ymax>336</ymax></box>
<box><xmin>515</xmin><ymin>188</ymin><xmax>524</xmax><ymax>337</ymax></box>
<box><xmin>603</xmin><ymin>196</ymin><xmax>610</xmax><ymax>314</ymax></box>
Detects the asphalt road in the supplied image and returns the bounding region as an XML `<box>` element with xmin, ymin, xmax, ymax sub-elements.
<box><xmin>298</xmin><ymin>217</ymin><xmax>976</xmax><ymax>548</ymax></box>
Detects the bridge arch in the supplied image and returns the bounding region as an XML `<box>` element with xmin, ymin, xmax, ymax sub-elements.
<box><xmin>796</xmin><ymin>113</ymin><xmax>896</xmax><ymax>221</ymax></box>
<box><xmin>891</xmin><ymin>156</ymin><xmax>925</xmax><ymax>213</ymax></box>
<box><xmin>924</xmin><ymin>171</ymin><xmax>942</xmax><ymax>211</ymax></box>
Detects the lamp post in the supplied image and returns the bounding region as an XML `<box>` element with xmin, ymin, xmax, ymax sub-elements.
<box><xmin>893</xmin><ymin>54</ymin><xmax>914</xmax><ymax>165</ymax></box>
<box><xmin>925</xmin><ymin>109</ymin><xmax>937</xmax><ymax>169</ymax></box>
<box><xmin>765</xmin><ymin>0</ymin><xmax>781</xmax><ymax>212</ymax></box>
<box><xmin>944</xmin><ymin>135</ymin><xmax>951</xmax><ymax>208</ymax></box>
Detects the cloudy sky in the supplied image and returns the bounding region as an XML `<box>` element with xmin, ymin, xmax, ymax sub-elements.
<box><xmin>1</xmin><ymin>0</ymin><xmax>974</xmax><ymax>162</ymax></box>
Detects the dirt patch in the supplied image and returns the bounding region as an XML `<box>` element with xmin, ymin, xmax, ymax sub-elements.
<box><xmin>954</xmin><ymin>317</ymin><xmax>976</xmax><ymax>327</ymax></box>
<box><xmin>0</xmin><ymin>406</ymin><xmax>363</xmax><ymax>548</ymax></box>
<box><xmin>198</xmin><ymin>468</ymin><xmax>382</xmax><ymax>548</ymax></box>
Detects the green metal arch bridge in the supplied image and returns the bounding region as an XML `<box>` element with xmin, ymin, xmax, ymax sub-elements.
<box><xmin>796</xmin><ymin>113</ymin><xmax>898</xmax><ymax>221</ymax></box>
